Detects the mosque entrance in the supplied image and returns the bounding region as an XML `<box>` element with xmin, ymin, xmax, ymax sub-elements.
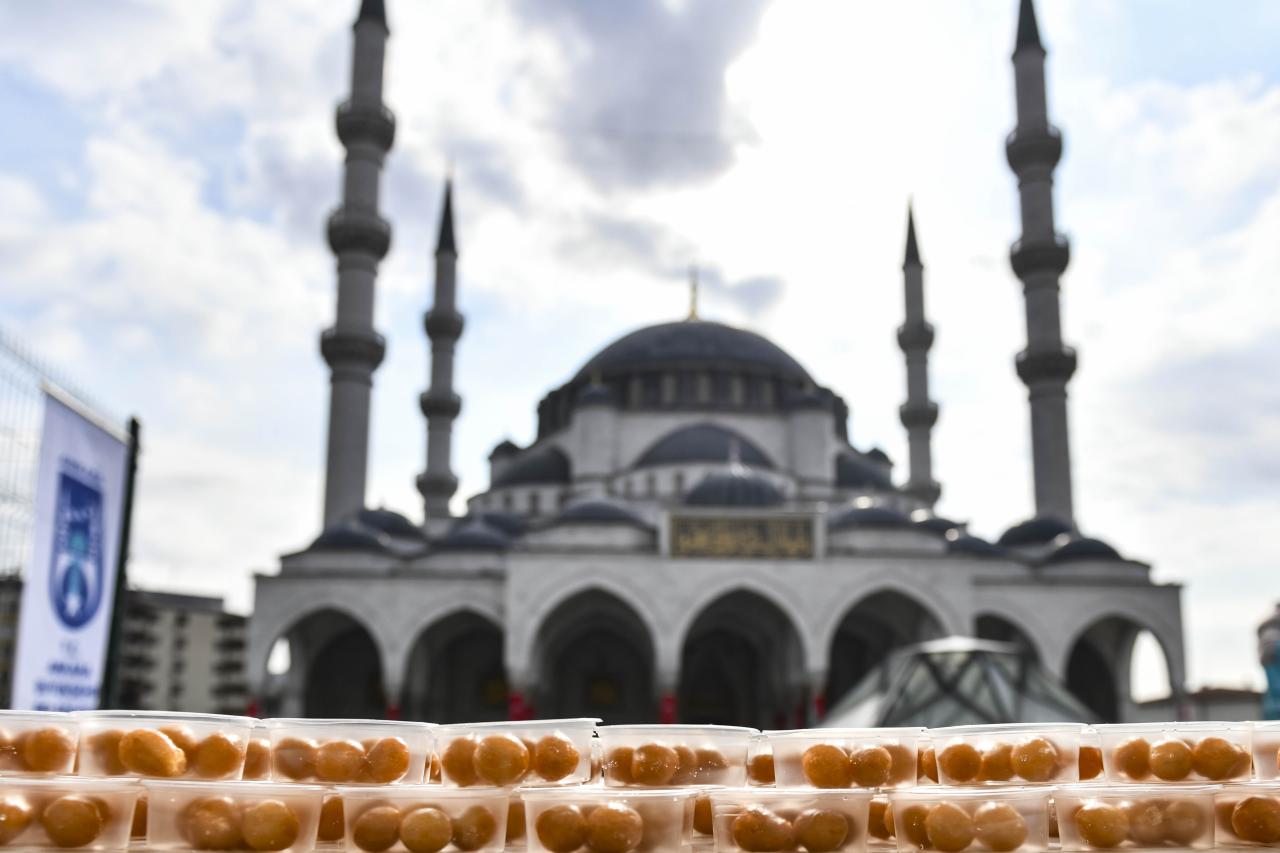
<box><xmin>401</xmin><ymin>612</ymin><xmax>507</xmax><ymax>723</ymax></box>
<box><xmin>532</xmin><ymin>589</ymin><xmax>655</xmax><ymax>723</ymax></box>
<box><xmin>678</xmin><ymin>590</ymin><xmax>805</xmax><ymax>728</ymax></box>
<box><xmin>1066</xmin><ymin>616</ymin><xmax>1172</xmax><ymax>723</ymax></box>
<box><xmin>266</xmin><ymin>609</ymin><xmax>384</xmax><ymax>719</ymax></box>
<box><xmin>825</xmin><ymin>591</ymin><xmax>944</xmax><ymax>710</ymax></box>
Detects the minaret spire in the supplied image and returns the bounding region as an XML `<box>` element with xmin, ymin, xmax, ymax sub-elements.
<box><xmin>1006</xmin><ymin>0</ymin><xmax>1077</xmax><ymax>524</ymax></box>
<box><xmin>897</xmin><ymin>201</ymin><xmax>940</xmax><ymax>507</ymax></box>
<box><xmin>318</xmin><ymin>0</ymin><xmax>396</xmax><ymax>526</ymax></box>
<box><xmin>417</xmin><ymin>179</ymin><xmax>464</xmax><ymax>523</ymax></box>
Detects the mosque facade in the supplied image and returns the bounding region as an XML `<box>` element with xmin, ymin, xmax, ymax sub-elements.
<box><xmin>246</xmin><ymin>0</ymin><xmax>1186</xmax><ymax>727</ymax></box>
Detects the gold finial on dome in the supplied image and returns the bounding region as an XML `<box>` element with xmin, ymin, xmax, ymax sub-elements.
<box><xmin>687</xmin><ymin>264</ymin><xmax>699</xmax><ymax>321</ymax></box>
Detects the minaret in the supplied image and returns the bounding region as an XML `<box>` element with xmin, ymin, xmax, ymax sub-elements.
<box><xmin>319</xmin><ymin>0</ymin><xmax>395</xmax><ymax>526</ymax></box>
<box><xmin>1006</xmin><ymin>0</ymin><xmax>1076</xmax><ymax>524</ymax></box>
<box><xmin>417</xmin><ymin>180</ymin><xmax>464</xmax><ymax>523</ymax></box>
<box><xmin>897</xmin><ymin>203</ymin><xmax>941</xmax><ymax>507</ymax></box>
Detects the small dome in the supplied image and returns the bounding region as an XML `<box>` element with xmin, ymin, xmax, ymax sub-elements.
<box><xmin>635</xmin><ymin>423</ymin><xmax>773</xmax><ymax>470</ymax></box>
<box><xmin>310</xmin><ymin>518</ymin><xmax>390</xmax><ymax>553</ymax></box>
<box><xmin>576</xmin><ymin>383</ymin><xmax>618</xmax><ymax>406</ymax></box>
<box><xmin>947</xmin><ymin>534</ymin><xmax>1006</xmax><ymax>558</ymax></box>
<box><xmin>435</xmin><ymin>518</ymin><xmax>510</xmax><ymax>552</ymax></box>
<box><xmin>488</xmin><ymin>439</ymin><xmax>520</xmax><ymax>460</ymax></box>
<box><xmin>915</xmin><ymin>515</ymin><xmax>961</xmax><ymax>535</ymax></box>
<box><xmin>835</xmin><ymin>453</ymin><xmax>893</xmax><ymax>490</ymax></box>
<box><xmin>685</xmin><ymin>470</ymin><xmax>785</xmax><ymax>508</ymax></box>
<box><xmin>470</xmin><ymin>510</ymin><xmax>527</xmax><ymax>538</ymax></box>
<box><xmin>998</xmin><ymin>516</ymin><xmax>1072</xmax><ymax>547</ymax></box>
<box><xmin>1045</xmin><ymin>537</ymin><xmax>1122</xmax><ymax>565</ymax></box>
<box><xmin>356</xmin><ymin>507</ymin><xmax>424</xmax><ymax>540</ymax></box>
<box><xmin>865</xmin><ymin>447</ymin><xmax>891</xmax><ymax>464</ymax></box>
<box><xmin>492</xmin><ymin>446</ymin><xmax>570</xmax><ymax>487</ymax></box>
<box><xmin>828</xmin><ymin>505</ymin><xmax>912</xmax><ymax>531</ymax></box>
<box><xmin>554</xmin><ymin>499</ymin><xmax>651</xmax><ymax>527</ymax></box>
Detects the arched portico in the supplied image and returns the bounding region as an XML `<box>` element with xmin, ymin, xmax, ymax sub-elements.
<box><xmin>258</xmin><ymin>608</ymin><xmax>385</xmax><ymax>719</ymax></box>
<box><xmin>401</xmin><ymin>610</ymin><xmax>507</xmax><ymax>723</ymax></box>
<box><xmin>1064</xmin><ymin>614</ymin><xmax>1181</xmax><ymax>722</ymax></box>
<box><xmin>824</xmin><ymin>589</ymin><xmax>945</xmax><ymax>709</ymax></box>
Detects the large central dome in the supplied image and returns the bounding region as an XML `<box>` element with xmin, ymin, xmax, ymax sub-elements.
<box><xmin>573</xmin><ymin>320</ymin><xmax>813</xmax><ymax>384</ymax></box>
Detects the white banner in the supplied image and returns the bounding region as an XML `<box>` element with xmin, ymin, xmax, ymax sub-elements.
<box><xmin>12</xmin><ymin>391</ymin><xmax>128</xmax><ymax>710</ymax></box>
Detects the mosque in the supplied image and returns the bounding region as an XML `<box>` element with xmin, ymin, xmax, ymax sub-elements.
<box><xmin>246</xmin><ymin>0</ymin><xmax>1186</xmax><ymax>727</ymax></box>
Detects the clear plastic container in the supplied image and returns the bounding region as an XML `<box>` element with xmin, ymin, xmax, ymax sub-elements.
<box><xmin>143</xmin><ymin>779</ymin><xmax>325</xmax><ymax>852</ymax></box>
<box><xmin>243</xmin><ymin>722</ymin><xmax>271</xmax><ymax>782</ymax></box>
<box><xmin>435</xmin><ymin>719</ymin><xmax>599</xmax><ymax>788</ymax></box>
<box><xmin>710</xmin><ymin>787</ymin><xmax>873</xmax><ymax>852</ymax></box>
<box><xmin>264</xmin><ymin>719</ymin><xmax>434</xmax><ymax>786</ymax></box>
<box><xmin>74</xmin><ymin>710</ymin><xmax>256</xmax><ymax>780</ymax></box>
<box><xmin>684</xmin><ymin>785</ymin><xmax>724</xmax><ymax>840</ymax></box>
<box><xmin>1213</xmin><ymin>782</ymin><xmax>1280</xmax><ymax>847</ymax></box>
<box><xmin>338</xmin><ymin>785</ymin><xmax>510</xmax><ymax>853</ymax></box>
<box><xmin>520</xmin><ymin>786</ymin><xmax>692</xmax><ymax>853</ymax></box>
<box><xmin>888</xmin><ymin>786</ymin><xmax>1052</xmax><ymax>853</ymax></box>
<box><xmin>917</xmin><ymin>737</ymin><xmax>939</xmax><ymax>785</ymax></box>
<box><xmin>597</xmin><ymin>725</ymin><xmax>755</xmax><ymax>788</ymax></box>
<box><xmin>747</xmin><ymin>736</ymin><xmax>776</xmax><ymax>787</ymax></box>
<box><xmin>505</xmin><ymin>789</ymin><xmax>527</xmax><ymax>849</ymax></box>
<box><xmin>1251</xmin><ymin>723</ymin><xmax>1280</xmax><ymax>780</ymax></box>
<box><xmin>930</xmin><ymin>724</ymin><xmax>1086</xmax><ymax>786</ymax></box>
<box><xmin>767</xmin><ymin>728</ymin><xmax>924</xmax><ymax>790</ymax></box>
<box><xmin>0</xmin><ymin>711</ymin><xmax>79</xmax><ymax>775</ymax></box>
<box><xmin>1096</xmin><ymin>722</ymin><xmax>1252</xmax><ymax>783</ymax></box>
<box><xmin>0</xmin><ymin>776</ymin><xmax>141</xmax><ymax>850</ymax></box>
<box><xmin>1079</xmin><ymin>727</ymin><xmax>1104</xmax><ymax>782</ymax></box>
<box><xmin>868</xmin><ymin>796</ymin><xmax>894</xmax><ymax>848</ymax></box>
<box><xmin>1055</xmin><ymin>783</ymin><xmax>1217</xmax><ymax>850</ymax></box>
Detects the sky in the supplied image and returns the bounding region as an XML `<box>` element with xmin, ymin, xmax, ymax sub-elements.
<box><xmin>1</xmin><ymin>0</ymin><xmax>1279</xmax><ymax>696</ymax></box>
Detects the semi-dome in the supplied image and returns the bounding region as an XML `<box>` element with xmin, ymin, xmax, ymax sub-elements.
<box><xmin>435</xmin><ymin>518</ymin><xmax>510</xmax><ymax>552</ymax></box>
<box><xmin>685</xmin><ymin>470</ymin><xmax>785</xmax><ymax>508</ymax></box>
<box><xmin>998</xmin><ymin>516</ymin><xmax>1072</xmax><ymax>547</ymax></box>
<box><xmin>492</xmin><ymin>445</ymin><xmax>570</xmax><ymax>488</ymax></box>
<box><xmin>309</xmin><ymin>517</ymin><xmax>390</xmax><ymax>553</ymax></box>
<box><xmin>553</xmin><ymin>499</ymin><xmax>651</xmax><ymax>528</ymax></box>
<box><xmin>828</xmin><ymin>505</ymin><xmax>912</xmax><ymax>531</ymax></box>
<box><xmin>915</xmin><ymin>515</ymin><xmax>962</xmax><ymax>535</ymax></box>
<box><xmin>947</xmin><ymin>534</ymin><xmax>1006</xmax><ymax>558</ymax></box>
<box><xmin>575</xmin><ymin>320</ymin><xmax>812</xmax><ymax>384</ymax></box>
<box><xmin>1045</xmin><ymin>537</ymin><xmax>1122</xmax><ymax>565</ymax></box>
<box><xmin>356</xmin><ymin>507</ymin><xmax>424</xmax><ymax>540</ymax></box>
<box><xmin>835</xmin><ymin>453</ymin><xmax>893</xmax><ymax>490</ymax></box>
<box><xmin>635</xmin><ymin>423</ymin><xmax>773</xmax><ymax>470</ymax></box>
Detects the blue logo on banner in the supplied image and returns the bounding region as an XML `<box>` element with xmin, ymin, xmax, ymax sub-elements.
<box><xmin>47</xmin><ymin>468</ymin><xmax>105</xmax><ymax>629</ymax></box>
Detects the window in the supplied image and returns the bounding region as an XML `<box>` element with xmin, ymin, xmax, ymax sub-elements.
<box><xmin>529</xmin><ymin>492</ymin><xmax>541</xmax><ymax>515</ymax></box>
<box><xmin>673</xmin><ymin>472</ymin><xmax>685</xmax><ymax>495</ymax></box>
<box><xmin>502</xmin><ymin>492</ymin><xmax>513</xmax><ymax>511</ymax></box>
<box><xmin>646</xmin><ymin>474</ymin><xmax>656</xmax><ymax>496</ymax></box>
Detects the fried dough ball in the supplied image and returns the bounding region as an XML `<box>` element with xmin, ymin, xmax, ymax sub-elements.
<box><xmin>120</xmin><ymin>728</ymin><xmax>188</xmax><ymax>777</ymax></box>
<box><xmin>1078</xmin><ymin>745</ymin><xmax>1103</xmax><ymax>781</ymax></box>
<box><xmin>474</xmin><ymin>734</ymin><xmax>530</xmax><ymax>786</ymax></box>
<box><xmin>670</xmin><ymin>746</ymin><xmax>697</xmax><ymax>785</ymax></box>
<box><xmin>938</xmin><ymin>742</ymin><xmax>981</xmax><ymax>784</ymax></box>
<box><xmin>585</xmin><ymin>802</ymin><xmax>644</xmax><ymax>853</ymax></box>
<box><xmin>748</xmin><ymin>753</ymin><xmax>776</xmax><ymax>785</ymax></box>
<box><xmin>919</xmin><ymin>747</ymin><xmax>939</xmax><ymax>783</ymax></box>
<box><xmin>316</xmin><ymin>739</ymin><xmax>367</xmax><ymax>783</ymax></box>
<box><xmin>272</xmin><ymin>738</ymin><xmax>317</xmax><ymax>781</ymax></box>
<box><xmin>794</xmin><ymin>808</ymin><xmax>849</xmax><ymax>853</ymax></box>
<box><xmin>899</xmin><ymin>804</ymin><xmax>932</xmax><ymax>849</ymax></box>
<box><xmin>131</xmin><ymin>797</ymin><xmax>148</xmax><ymax>838</ymax></box>
<box><xmin>1112</xmin><ymin>738</ymin><xmax>1151</xmax><ymax>781</ymax></box>
<box><xmin>605</xmin><ymin>747</ymin><xmax>635</xmax><ymax>785</ymax></box>
<box><xmin>630</xmin><ymin>744</ymin><xmax>679</xmax><ymax>786</ymax></box>
<box><xmin>441</xmin><ymin>738</ymin><xmax>479</xmax><ymax>787</ymax></box>
<box><xmin>869</xmin><ymin>799</ymin><xmax>893</xmax><ymax>840</ymax></box>
<box><xmin>0</xmin><ymin>796</ymin><xmax>33</xmax><ymax>845</ymax></box>
<box><xmin>850</xmin><ymin>745</ymin><xmax>894</xmax><ymax>788</ymax></box>
<box><xmin>1074</xmin><ymin>802</ymin><xmax>1129</xmax><ymax>849</ymax></box>
<box><xmin>160</xmin><ymin>726</ymin><xmax>201</xmax><ymax>762</ymax></box>
<box><xmin>87</xmin><ymin>730</ymin><xmax>127</xmax><ymax>776</ymax></box>
<box><xmin>1011</xmin><ymin>737</ymin><xmax>1058</xmax><ymax>783</ymax></box>
<box><xmin>693</xmin><ymin>795</ymin><xmax>714</xmax><ymax>836</ymax></box>
<box><xmin>979</xmin><ymin>743</ymin><xmax>1014</xmax><ymax>783</ymax></box>
<box><xmin>18</xmin><ymin>727</ymin><xmax>76</xmax><ymax>773</ymax></box>
<box><xmin>41</xmin><ymin>795</ymin><xmax>104</xmax><ymax>849</ymax></box>
<box><xmin>399</xmin><ymin>807</ymin><xmax>452</xmax><ymax>853</ymax></box>
<box><xmin>536</xmin><ymin>804</ymin><xmax>588</xmax><ymax>853</ymax></box>
<box><xmin>318</xmin><ymin>797</ymin><xmax>345</xmax><ymax>844</ymax></box>
<box><xmin>802</xmin><ymin>744</ymin><xmax>853</xmax><ymax>788</ymax></box>
<box><xmin>451</xmin><ymin>805</ymin><xmax>497</xmax><ymax>852</ymax></box>
<box><xmin>1191</xmin><ymin>736</ymin><xmax>1246</xmax><ymax>780</ymax></box>
<box><xmin>925</xmin><ymin>802</ymin><xmax>975</xmax><ymax>853</ymax></box>
<box><xmin>243</xmin><ymin>739</ymin><xmax>271</xmax><ymax>780</ymax></box>
<box><xmin>352</xmin><ymin>805</ymin><xmax>401</xmax><ymax>853</ymax></box>
<box><xmin>1215</xmin><ymin>800</ymin><xmax>1237</xmax><ymax>834</ymax></box>
<box><xmin>429</xmin><ymin>753</ymin><xmax>441</xmax><ymax>783</ymax></box>
<box><xmin>886</xmin><ymin>742</ymin><xmax>917</xmax><ymax>784</ymax></box>
<box><xmin>506</xmin><ymin>799</ymin><xmax>526</xmax><ymax>843</ymax></box>
<box><xmin>1126</xmin><ymin>799</ymin><xmax>1167</xmax><ymax>846</ymax></box>
<box><xmin>241</xmin><ymin>800</ymin><xmax>300</xmax><ymax>852</ymax></box>
<box><xmin>731</xmin><ymin>805</ymin><xmax>795</xmax><ymax>853</ymax></box>
<box><xmin>364</xmin><ymin>737</ymin><xmax>411</xmax><ymax>784</ymax></box>
<box><xmin>193</xmin><ymin>733</ymin><xmax>245</xmax><ymax>779</ymax></box>
<box><xmin>1149</xmin><ymin>739</ymin><xmax>1192</xmax><ymax>781</ymax></box>
<box><xmin>533</xmin><ymin>734</ymin><xmax>580</xmax><ymax>782</ymax></box>
<box><xmin>0</xmin><ymin>733</ymin><xmax>17</xmax><ymax>772</ymax></box>
<box><xmin>181</xmin><ymin>796</ymin><xmax>243</xmax><ymax>851</ymax></box>
<box><xmin>973</xmin><ymin>802</ymin><xmax>1027</xmax><ymax>853</ymax></box>
<box><xmin>1232</xmin><ymin>797</ymin><xmax>1280</xmax><ymax>844</ymax></box>
<box><xmin>697</xmin><ymin>748</ymin><xmax>729</xmax><ymax>775</ymax></box>
<box><xmin>1164</xmin><ymin>800</ymin><xmax>1208</xmax><ymax>846</ymax></box>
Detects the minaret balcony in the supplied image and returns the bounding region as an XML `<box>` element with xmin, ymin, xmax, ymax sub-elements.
<box><xmin>321</xmin><ymin>326</ymin><xmax>386</xmax><ymax>370</ymax></box>
<box><xmin>420</xmin><ymin>390</ymin><xmax>462</xmax><ymax>419</ymax></box>
<box><xmin>416</xmin><ymin>470</ymin><xmax>459</xmax><ymax>500</ymax></box>
<box><xmin>896</xmin><ymin>321</ymin><xmax>935</xmax><ymax>351</ymax></box>
<box><xmin>1016</xmin><ymin>346</ymin><xmax>1077</xmax><ymax>385</ymax></box>
<box><xmin>899</xmin><ymin>401</ymin><xmax>939</xmax><ymax>429</ymax></box>
<box><xmin>1005</xmin><ymin>124</ymin><xmax>1062</xmax><ymax>172</ymax></box>
<box><xmin>327</xmin><ymin>207</ymin><xmax>392</xmax><ymax>259</ymax></box>
<box><xmin>424</xmin><ymin>309</ymin><xmax>465</xmax><ymax>340</ymax></box>
<box><xmin>336</xmin><ymin>99</ymin><xmax>396</xmax><ymax>150</ymax></box>
<box><xmin>1010</xmin><ymin>235</ymin><xmax>1070</xmax><ymax>278</ymax></box>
